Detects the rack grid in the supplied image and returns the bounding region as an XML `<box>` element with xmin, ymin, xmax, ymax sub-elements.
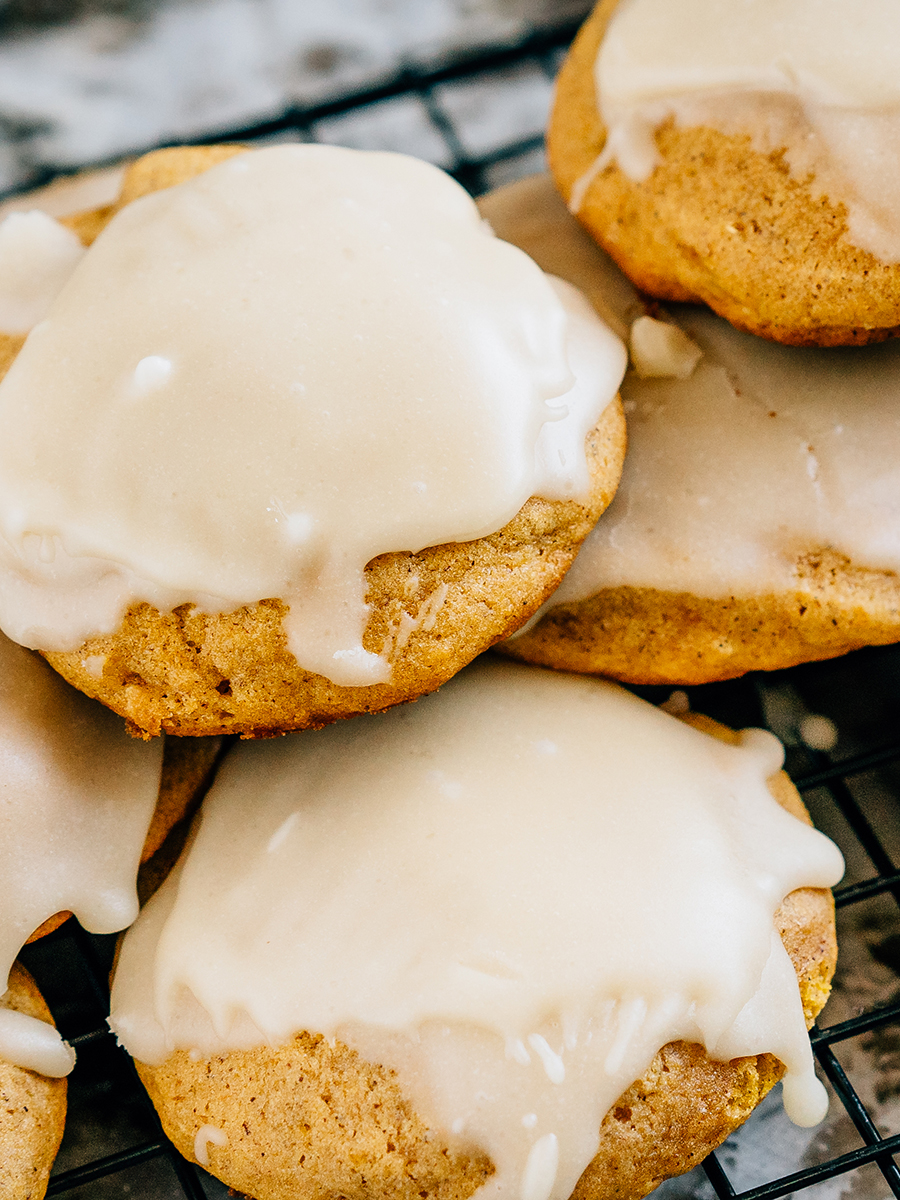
<box><xmin>8</xmin><ymin>15</ymin><xmax>900</xmax><ymax>1199</ymax></box>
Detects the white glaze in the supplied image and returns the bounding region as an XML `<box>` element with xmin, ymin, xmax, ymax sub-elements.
<box><xmin>628</xmin><ymin>314</ymin><xmax>702</xmax><ymax>379</ymax></box>
<box><xmin>110</xmin><ymin>660</ymin><xmax>843</xmax><ymax>1200</ymax></box>
<box><xmin>0</xmin><ymin>631</ymin><xmax>163</xmax><ymax>1075</ymax></box>
<box><xmin>0</xmin><ymin>1006</ymin><xmax>74</xmax><ymax>1078</ymax></box>
<box><xmin>0</xmin><ymin>145</ymin><xmax>626</xmax><ymax>686</ymax></box>
<box><xmin>484</xmin><ymin>177</ymin><xmax>900</xmax><ymax>610</ymax></box>
<box><xmin>0</xmin><ymin>211</ymin><xmax>84</xmax><ymax>334</ymax></box>
<box><xmin>588</xmin><ymin>0</ymin><xmax>900</xmax><ymax>262</ymax></box>
<box><xmin>550</xmin><ymin>306</ymin><xmax>900</xmax><ymax>605</ymax></box>
<box><xmin>194</xmin><ymin>1124</ymin><xmax>228</xmax><ymax>1167</ymax></box>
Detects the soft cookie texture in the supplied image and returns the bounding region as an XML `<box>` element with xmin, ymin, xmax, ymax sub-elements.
<box><xmin>132</xmin><ymin>713</ymin><xmax>836</xmax><ymax>1200</ymax></box>
<box><xmin>5</xmin><ymin>146</ymin><xmax>626</xmax><ymax>738</ymax></box>
<box><xmin>549</xmin><ymin>0</ymin><xmax>900</xmax><ymax>346</ymax></box>
<box><xmin>488</xmin><ymin>176</ymin><xmax>900</xmax><ymax>686</ymax></box>
<box><xmin>506</xmin><ymin>555</ymin><xmax>900</xmax><ymax>687</ymax></box>
<box><xmin>0</xmin><ymin>964</ymin><xmax>67</xmax><ymax>1200</ymax></box>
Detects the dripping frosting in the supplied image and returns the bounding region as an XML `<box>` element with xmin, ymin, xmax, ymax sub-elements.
<box><xmin>109</xmin><ymin>659</ymin><xmax>843</xmax><ymax>1200</ymax></box>
<box><xmin>0</xmin><ymin>632</ymin><xmax>164</xmax><ymax>1076</ymax></box>
<box><xmin>0</xmin><ymin>144</ymin><xmax>626</xmax><ymax>686</ymax></box>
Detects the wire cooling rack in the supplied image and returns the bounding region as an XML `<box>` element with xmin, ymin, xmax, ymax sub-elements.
<box><xmin>9</xmin><ymin>14</ymin><xmax>900</xmax><ymax>1200</ymax></box>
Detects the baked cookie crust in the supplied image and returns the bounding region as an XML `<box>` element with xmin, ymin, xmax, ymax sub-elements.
<box><xmin>503</xmin><ymin>550</ymin><xmax>900</xmax><ymax>686</ymax></box>
<box><xmin>549</xmin><ymin>0</ymin><xmax>900</xmax><ymax>346</ymax></box>
<box><xmin>0</xmin><ymin>963</ymin><xmax>67</xmax><ymax>1200</ymax></box>
<box><xmin>8</xmin><ymin>147</ymin><xmax>626</xmax><ymax>738</ymax></box>
<box><xmin>132</xmin><ymin>713</ymin><xmax>836</xmax><ymax>1200</ymax></box>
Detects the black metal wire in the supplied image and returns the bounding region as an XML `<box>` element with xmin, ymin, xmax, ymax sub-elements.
<box><xmin>8</xmin><ymin>14</ymin><xmax>900</xmax><ymax>1199</ymax></box>
<box><xmin>0</xmin><ymin>13</ymin><xmax>585</xmax><ymax>204</ymax></box>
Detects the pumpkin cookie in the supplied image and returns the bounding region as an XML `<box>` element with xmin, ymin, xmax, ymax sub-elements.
<box><xmin>491</xmin><ymin>176</ymin><xmax>900</xmax><ymax>685</ymax></box>
<box><xmin>0</xmin><ymin>628</ymin><xmax>220</xmax><ymax>955</ymax></box>
<box><xmin>0</xmin><ymin>963</ymin><xmax>67</xmax><ymax>1200</ymax></box>
<box><xmin>0</xmin><ymin>144</ymin><xmax>626</xmax><ymax>737</ymax></box>
<box><xmin>109</xmin><ymin>662</ymin><xmax>842</xmax><ymax>1200</ymax></box>
<box><xmin>549</xmin><ymin>0</ymin><xmax>900</xmax><ymax>346</ymax></box>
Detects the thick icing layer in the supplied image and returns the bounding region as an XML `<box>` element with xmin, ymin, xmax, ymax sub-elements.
<box><xmin>0</xmin><ymin>211</ymin><xmax>85</xmax><ymax>335</ymax></box>
<box><xmin>482</xmin><ymin>178</ymin><xmax>900</xmax><ymax>609</ymax></box>
<box><xmin>0</xmin><ymin>145</ymin><xmax>625</xmax><ymax>686</ymax></box>
<box><xmin>0</xmin><ymin>632</ymin><xmax>163</xmax><ymax>1075</ymax></box>
<box><xmin>586</xmin><ymin>0</ymin><xmax>900</xmax><ymax>261</ymax></box>
<box><xmin>0</xmin><ymin>1007</ymin><xmax>75</xmax><ymax>1078</ymax></box>
<box><xmin>110</xmin><ymin>660</ymin><xmax>843</xmax><ymax>1200</ymax></box>
<box><xmin>549</xmin><ymin>306</ymin><xmax>900</xmax><ymax>605</ymax></box>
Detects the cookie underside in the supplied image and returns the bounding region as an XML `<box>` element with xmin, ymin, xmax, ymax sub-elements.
<box><xmin>133</xmin><ymin>716</ymin><xmax>836</xmax><ymax>1200</ymax></box>
<box><xmin>549</xmin><ymin>0</ymin><xmax>900</xmax><ymax>347</ymax></box>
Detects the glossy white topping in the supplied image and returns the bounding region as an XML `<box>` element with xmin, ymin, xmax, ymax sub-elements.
<box><xmin>0</xmin><ymin>1007</ymin><xmax>74</xmax><ymax>1078</ymax></box>
<box><xmin>110</xmin><ymin>660</ymin><xmax>843</xmax><ymax>1200</ymax></box>
<box><xmin>628</xmin><ymin>314</ymin><xmax>702</xmax><ymax>379</ymax></box>
<box><xmin>485</xmin><ymin>177</ymin><xmax>900</xmax><ymax>611</ymax></box>
<box><xmin>0</xmin><ymin>145</ymin><xmax>625</xmax><ymax>685</ymax></box>
<box><xmin>0</xmin><ymin>211</ymin><xmax>84</xmax><ymax>334</ymax></box>
<box><xmin>587</xmin><ymin>0</ymin><xmax>900</xmax><ymax>261</ymax></box>
<box><xmin>0</xmin><ymin>632</ymin><xmax>163</xmax><ymax>1076</ymax></box>
<box><xmin>552</xmin><ymin>306</ymin><xmax>900</xmax><ymax>605</ymax></box>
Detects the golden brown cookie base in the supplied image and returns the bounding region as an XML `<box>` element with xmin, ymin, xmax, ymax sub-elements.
<box><xmin>133</xmin><ymin>717</ymin><xmax>835</xmax><ymax>1200</ymax></box>
<box><xmin>549</xmin><ymin>0</ymin><xmax>900</xmax><ymax>346</ymax></box>
<box><xmin>42</xmin><ymin>398</ymin><xmax>624</xmax><ymax>738</ymax></box>
<box><xmin>501</xmin><ymin>551</ymin><xmax>900</xmax><ymax>685</ymax></box>
<box><xmin>6</xmin><ymin>144</ymin><xmax>625</xmax><ymax>737</ymax></box>
<box><xmin>0</xmin><ymin>964</ymin><xmax>67</xmax><ymax>1200</ymax></box>
<box><xmin>139</xmin><ymin>1032</ymin><xmax>494</xmax><ymax>1200</ymax></box>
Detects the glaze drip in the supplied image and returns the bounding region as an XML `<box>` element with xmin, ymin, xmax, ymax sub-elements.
<box><xmin>110</xmin><ymin>661</ymin><xmax>843</xmax><ymax>1198</ymax></box>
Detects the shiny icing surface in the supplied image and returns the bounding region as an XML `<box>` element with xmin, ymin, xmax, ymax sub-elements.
<box><xmin>109</xmin><ymin>660</ymin><xmax>843</xmax><ymax>1200</ymax></box>
<box><xmin>0</xmin><ymin>211</ymin><xmax>84</xmax><ymax>335</ymax></box>
<box><xmin>552</xmin><ymin>306</ymin><xmax>900</xmax><ymax>604</ymax></box>
<box><xmin>0</xmin><ymin>1006</ymin><xmax>74</xmax><ymax>1078</ymax></box>
<box><xmin>0</xmin><ymin>632</ymin><xmax>163</xmax><ymax>1076</ymax></box>
<box><xmin>0</xmin><ymin>145</ymin><xmax>625</xmax><ymax>686</ymax></box>
<box><xmin>587</xmin><ymin>0</ymin><xmax>900</xmax><ymax>261</ymax></box>
<box><xmin>484</xmin><ymin>177</ymin><xmax>900</xmax><ymax>608</ymax></box>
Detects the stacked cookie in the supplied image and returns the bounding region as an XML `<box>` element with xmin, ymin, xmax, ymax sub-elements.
<box><xmin>0</xmin><ymin>46</ymin><xmax>861</xmax><ymax>1198</ymax></box>
<box><xmin>0</xmin><ymin>628</ymin><xmax>220</xmax><ymax>1198</ymax></box>
<box><xmin>503</xmin><ymin>0</ymin><xmax>900</xmax><ymax>686</ymax></box>
<box><xmin>0</xmin><ymin>140</ymin><xmax>630</xmax><ymax>1196</ymax></box>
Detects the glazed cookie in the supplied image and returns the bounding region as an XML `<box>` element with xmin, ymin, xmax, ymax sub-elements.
<box><xmin>549</xmin><ymin>0</ymin><xmax>900</xmax><ymax>346</ymax></box>
<box><xmin>0</xmin><ymin>963</ymin><xmax>67</xmax><ymax>1200</ymax></box>
<box><xmin>490</xmin><ymin>176</ymin><xmax>900</xmax><ymax>685</ymax></box>
<box><xmin>0</xmin><ymin>628</ymin><xmax>221</xmax><ymax>1088</ymax></box>
<box><xmin>110</xmin><ymin>660</ymin><xmax>843</xmax><ymax>1200</ymax></box>
<box><xmin>0</xmin><ymin>144</ymin><xmax>626</xmax><ymax>737</ymax></box>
